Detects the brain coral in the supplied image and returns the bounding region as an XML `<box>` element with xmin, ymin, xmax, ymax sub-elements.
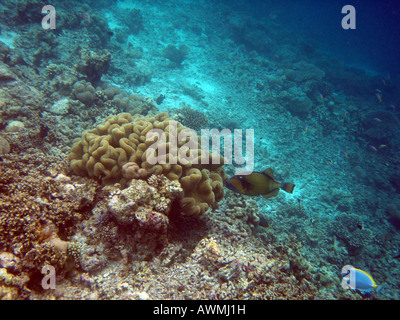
<box><xmin>69</xmin><ymin>112</ymin><xmax>226</xmax><ymax>217</ymax></box>
<box><xmin>0</xmin><ymin>136</ymin><xmax>10</xmax><ymax>154</ymax></box>
<box><xmin>72</xmin><ymin>80</ymin><xmax>95</xmax><ymax>105</ymax></box>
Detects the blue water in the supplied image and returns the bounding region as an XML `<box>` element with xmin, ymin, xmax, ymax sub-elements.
<box><xmin>244</xmin><ymin>0</ymin><xmax>400</xmax><ymax>73</ymax></box>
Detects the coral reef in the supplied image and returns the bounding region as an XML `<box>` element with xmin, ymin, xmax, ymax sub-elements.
<box><xmin>361</xmin><ymin>110</ymin><xmax>399</xmax><ymax>145</ymax></box>
<box><xmin>0</xmin><ymin>136</ymin><xmax>10</xmax><ymax>154</ymax></box>
<box><xmin>172</xmin><ymin>106</ymin><xmax>209</xmax><ymax>131</ymax></box>
<box><xmin>68</xmin><ymin>83</ymin><xmax>157</xmax><ymax>120</ymax></box>
<box><xmin>107</xmin><ymin>175</ymin><xmax>183</xmax><ymax>225</ymax></box>
<box><xmin>109</xmin><ymin>56</ymin><xmax>153</xmax><ymax>86</ymax></box>
<box><xmin>1</xmin><ymin>0</ymin><xmax>399</xmax><ymax>301</ymax></box>
<box><xmin>219</xmin><ymin>190</ymin><xmax>263</xmax><ymax>236</ymax></box>
<box><xmin>0</xmin><ymin>61</ymin><xmax>45</xmax><ymax>124</ymax></box>
<box><xmin>331</xmin><ymin>214</ymin><xmax>372</xmax><ymax>256</ymax></box>
<box><xmin>101</xmin><ymin>175</ymin><xmax>183</xmax><ymax>257</ymax></box>
<box><xmin>42</xmin><ymin>63</ymin><xmax>79</xmax><ymax>98</ymax></box>
<box><xmin>389</xmin><ymin>174</ymin><xmax>400</xmax><ymax>194</ymax></box>
<box><xmin>72</xmin><ymin>80</ymin><xmax>96</xmax><ymax>106</ymax></box>
<box><xmin>5</xmin><ymin>120</ymin><xmax>25</xmax><ymax>132</ymax></box>
<box><xmin>0</xmin><ymin>147</ymin><xmax>104</xmax><ymax>296</ymax></box>
<box><xmin>386</xmin><ymin>202</ymin><xmax>400</xmax><ymax>228</ymax></box>
<box><xmin>69</xmin><ymin>112</ymin><xmax>226</xmax><ymax>217</ymax></box>
<box><xmin>19</xmin><ymin>180</ymin><xmax>319</xmax><ymax>300</ymax></box>
<box><xmin>121</xmin><ymin>8</ymin><xmax>145</xmax><ymax>34</ymax></box>
<box><xmin>280</xmin><ymin>87</ymin><xmax>313</xmax><ymax>118</ymax></box>
<box><xmin>162</xmin><ymin>44</ymin><xmax>190</xmax><ymax>66</ymax></box>
<box><xmin>285</xmin><ymin>61</ymin><xmax>324</xmax><ymax>81</ymax></box>
<box><xmin>75</xmin><ymin>49</ymin><xmax>111</xmax><ymax>84</ymax></box>
<box><xmin>2</xmin><ymin>0</ymin><xmax>47</xmax><ymax>25</ymax></box>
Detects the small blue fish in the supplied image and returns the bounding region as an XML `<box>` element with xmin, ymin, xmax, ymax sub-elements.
<box><xmin>373</xmin><ymin>117</ymin><xmax>382</xmax><ymax>123</ymax></box>
<box><xmin>342</xmin><ymin>267</ymin><xmax>384</xmax><ymax>294</ymax></box>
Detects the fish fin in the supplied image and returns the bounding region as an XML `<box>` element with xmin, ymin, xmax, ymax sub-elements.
<box><xmin>377</xmin><ymin>285</ymin><xmax>384</xmax><ymax>294</ymax></box>
<box><xmin>281</xmin><ymin>183</ymin><xmax>295</xmax><ymax>194</ymax></box>
<box><xmin>262</xmin><ymin>168</ymin><xmax>274</xmax><ymax>180</ymax></box>
<box><xmin>359</xmin><ymin>289</ymin><xmax>375</xmax><ymax>294</ymax></box>
<box><xmin>262</xmin><ymin>188</ymin><xmax>280</xmax><ymax>199</ymax></box>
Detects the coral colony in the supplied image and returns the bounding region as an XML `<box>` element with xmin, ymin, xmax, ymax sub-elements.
<box><xmin>0</xmin><ymin>0</ymin><xmax>399</xmax><ymax>300</ymax></box>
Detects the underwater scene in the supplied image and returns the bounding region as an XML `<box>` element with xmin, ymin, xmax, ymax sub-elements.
<box><xmin>0</xmin><ymin>0</ymin><xmax>399</xmax><ymax>301</ymax></box>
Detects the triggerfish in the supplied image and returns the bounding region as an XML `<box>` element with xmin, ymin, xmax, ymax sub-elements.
<box><xmin>224</xmin><ymin>168</ymin><xmax>295</xmax><ymax>199</ymax></box>
<box><xmin>342</xmin><ymin>267</ymin><xmax>384</xmax><ymax>294</ymax></box>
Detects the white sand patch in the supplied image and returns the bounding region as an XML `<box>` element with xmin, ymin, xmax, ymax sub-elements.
<box><xmin>186</xmin><ymin>77</ymin><xmax>217</xmax><ymax>95</ymax></box>
<box><xmin>0</xmin><ymin>30</ymin><xmax>18</xmax><ymax>49</ymax></box>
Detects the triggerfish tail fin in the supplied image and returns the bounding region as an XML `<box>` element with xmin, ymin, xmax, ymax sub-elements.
<box><xmin>281</xmin><ymin>183</ymin><xmax>295</xmax><ymax>194</ymax></box>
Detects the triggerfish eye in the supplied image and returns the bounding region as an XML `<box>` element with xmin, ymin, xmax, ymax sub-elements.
<box><xmin>224</xmin><ymin>177</ymin><xmax>246</xmax><ymax>194</ymax></box>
